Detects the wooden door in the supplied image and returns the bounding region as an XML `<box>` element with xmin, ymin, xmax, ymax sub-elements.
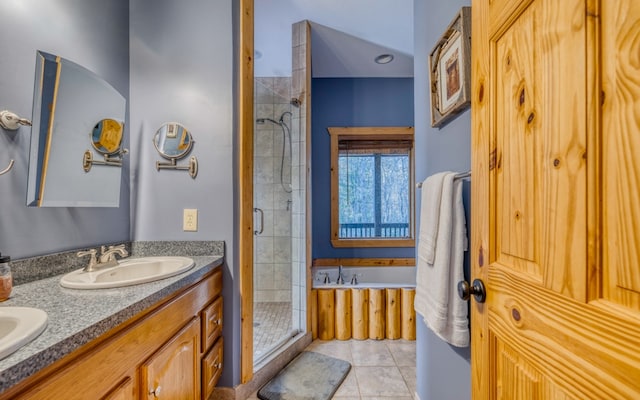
<box><xmin>471</xmin><ymin>0</ymin><xmax>640</xmax><ymax>398</ymax></box>
<box><xmin>141</xmin><ymin>318</ymin><xmax>200</xmax><ymax>400</ymax></box>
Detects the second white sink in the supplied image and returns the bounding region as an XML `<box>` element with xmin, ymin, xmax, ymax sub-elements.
<box><xmin>0</xmin><ymin>307</ymin><xmax>48</xmax><ymax>360</ymax></box>
<box><xmin>60</xmin><ymin>256</ymin><xmax>195</xmax><ymax>289</ymax></box>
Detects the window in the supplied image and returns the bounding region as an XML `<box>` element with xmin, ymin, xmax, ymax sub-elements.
<box><xmin>328</xmin><ymin>127</ymin><xmax>415</xmax><ymax>248</ymax></box>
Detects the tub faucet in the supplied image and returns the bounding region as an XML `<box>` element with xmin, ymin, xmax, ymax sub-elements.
<box><xmin>336</xmin><ymin>265</ymin><xmax>345</xmax><ymax>285</ymax></box>
<box><xmin>350</xmin><ymin>273</ymin><xmax>358</xmax><ymax>285</ymax></box>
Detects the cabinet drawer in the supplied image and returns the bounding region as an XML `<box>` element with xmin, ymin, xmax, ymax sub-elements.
<box><xmin>201</xmin><ymin>338</ymin><xmax>223</xmax><ymax>399</ymax></box>
<box><xmin>201</xmin><ymin>296</ymin><xmax>223</xmax><ymax>352</ymax></box>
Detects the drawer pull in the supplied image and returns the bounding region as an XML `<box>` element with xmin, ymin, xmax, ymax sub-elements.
<box><xmin>213</xmin><ymin>318</ymin><xmax>222</xmax><ymax>325</ymax></box>
<box><xmin>215</xmin><ymin>362</ymin><xmax>223</xmax><ymax>369</ymax></box>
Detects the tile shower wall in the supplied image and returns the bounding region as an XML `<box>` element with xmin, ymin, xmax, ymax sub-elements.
<box><xmin>254</xmin><ymin>77</ymin><xmax>293</xmax><ymax>303</ymax></box>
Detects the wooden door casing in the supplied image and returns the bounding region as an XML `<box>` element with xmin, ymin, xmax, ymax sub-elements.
<box><xmin>471</xmin><ymin>0</ymin><xmax>640</xmax><ymax>399</ymax></box>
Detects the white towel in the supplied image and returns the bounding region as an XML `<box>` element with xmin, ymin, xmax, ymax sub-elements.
<box><xmin>419</xmin><ymin>172</ymin><xmax>448</xmax><ymax>265</ymax></box>
<box><xmin>414</xmin><ymin>172</ymin><xmax>469</xmax><ymax>347</ymax></box>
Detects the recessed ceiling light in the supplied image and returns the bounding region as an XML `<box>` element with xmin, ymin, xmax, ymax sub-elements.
<box><xmin>374</xmin><ymin>54</ymin><xmax>394</xmax><ymax>64</ymax></box>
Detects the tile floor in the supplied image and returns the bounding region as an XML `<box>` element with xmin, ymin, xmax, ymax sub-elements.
<box><xmin>248</xmin><ymin>339</ymin><xmax>417</xmax><ymax>399</ymax></box>
<box><xmin>254</xmin><ymin>302</ymin><xmax>292</xmax><ymax>359</ymax></box>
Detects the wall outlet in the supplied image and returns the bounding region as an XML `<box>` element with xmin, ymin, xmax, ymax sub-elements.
<box><xmin>183</xmin><ymin>209</ymin><xmax>198</xmax><ymax>231</ymax></box>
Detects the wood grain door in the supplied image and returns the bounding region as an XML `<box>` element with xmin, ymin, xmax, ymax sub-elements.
<box><xmin>141</xmin><ymin>318</ymin><xmax>200</xmax><ymax>400</ymax></box>
<box><xmin>470</xmin><ymin>0</ymin><xmax>640</xmax><ymax>398</ymax></box>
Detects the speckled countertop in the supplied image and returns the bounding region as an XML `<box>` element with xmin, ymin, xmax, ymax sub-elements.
<box><xmin>0</xmin><ymin>241</ymin><xmax>224</xmax><ymax>394</ymax></box>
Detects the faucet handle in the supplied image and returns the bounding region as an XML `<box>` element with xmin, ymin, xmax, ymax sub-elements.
<box><xmin>77</xmin><ymin>248</ymin><xmax>97</xmax><ymax>258</ymax></box>
<box><xmin>77</xmin><ymin>249</ymin><xmax>98</xmax><ymax>269</ymax></box>
<box><xmin>350</xmin><ymin>273</ymin><xmax>359</xmax><ymax>285</ymax></box>
<box><xmin>322</xmin><ymin>272</ymin><xmax>330</xmax><ymax>284</ymax></box>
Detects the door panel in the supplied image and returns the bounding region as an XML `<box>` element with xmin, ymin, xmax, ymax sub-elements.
<box><xmin>602</xmin><ymin>0</ymin><xmax>640</xmax><ymax>311</ymax></box>
<box><xmin>494</xmin><ymin>4</ymin><xmax>539</xmax><ymax>279</ymax></box>
<box><xmin>471</xmin><ymin>0</ymin><xmax>640</xmax><ymax>398</ymax></box>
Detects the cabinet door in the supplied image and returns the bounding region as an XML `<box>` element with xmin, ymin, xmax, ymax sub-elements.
<box><xmin>470</xmin><ymin>0</ymin><xmax>640</xmax><ymax>398</ymax></box>
<box><xmin>141</xmin><ymin>318</ymin><xmax>200</xmax><ymax>400</ymax></box>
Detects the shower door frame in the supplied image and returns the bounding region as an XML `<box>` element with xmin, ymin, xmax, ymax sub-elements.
<box><xmin>238</xmin><ymin>0</ymin><xmax>313</xmax><ymax>384</ymax></box>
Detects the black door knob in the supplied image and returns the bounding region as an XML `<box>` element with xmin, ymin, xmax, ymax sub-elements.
<box><xmin>457</xmin><ymin>279</ymin><xmax>486</xmax><ymax>303</ymax></box>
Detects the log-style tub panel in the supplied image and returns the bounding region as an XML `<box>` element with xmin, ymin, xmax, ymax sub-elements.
<box><xmin>312</xmin><ymin>287</ymin><xmax>416</xmax><ymax>341</ymax></box>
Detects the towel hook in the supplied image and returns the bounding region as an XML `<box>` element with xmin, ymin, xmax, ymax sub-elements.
<box><xmin>0</xmin><ymin>159</ymin><xmax>14</xmax><ymax>176</ymax></box>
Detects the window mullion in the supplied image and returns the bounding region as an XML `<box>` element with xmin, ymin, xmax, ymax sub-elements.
<box><xmin>374</xmin><ymin>153</ymin><xmax>382</xmax><ymax>237</ymax></box>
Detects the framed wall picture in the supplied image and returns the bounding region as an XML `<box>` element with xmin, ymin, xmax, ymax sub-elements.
<box><xmin>429</xmin><ymin>6</ymin><xmax>471</xmax><ymax>127</ymax></box>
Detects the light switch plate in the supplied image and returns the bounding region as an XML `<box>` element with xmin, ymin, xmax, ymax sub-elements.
<box><xmin>183</xmin><ymin>209</ymin><xmax>198</xmax><ymax>231</ymax></box>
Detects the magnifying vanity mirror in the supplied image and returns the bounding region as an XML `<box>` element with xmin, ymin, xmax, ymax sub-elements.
<box><xmin>153</xmin><ymin>122</ymin><xmax>198</xmax><ymax>179</ymax></box>
<box><xmin>82</xmin><ymin>118</ymin><xmax>128</xmax><ymax>172</ymax></box>
<box><xmin>27</xmin><ymin>50</ymin><xmax>126</xmax><ymax>207</ymax></box>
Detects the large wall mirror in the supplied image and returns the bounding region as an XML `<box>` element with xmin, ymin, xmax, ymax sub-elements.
<box><xmin>27</xmin><ymin>50</ymin><xmax>126</xmax><ymax>207</ymax></box>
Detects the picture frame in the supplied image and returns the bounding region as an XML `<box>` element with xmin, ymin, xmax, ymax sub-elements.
<box><xmin>429</xmin><ymin>6</ymin><xmax>471</xmax><ymax>128</ymax></box>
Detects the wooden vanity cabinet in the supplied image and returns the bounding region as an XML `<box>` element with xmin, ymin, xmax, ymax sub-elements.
<box><xmin>0</xmin><ymin>267</ymin><xmax>223</xmax><ymax>400</ymax></box>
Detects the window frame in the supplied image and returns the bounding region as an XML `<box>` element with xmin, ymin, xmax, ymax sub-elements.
<box><xmin>328</xmin><ymin>126</ymin><xmax>415</xmax><ymax>248</ymax></box>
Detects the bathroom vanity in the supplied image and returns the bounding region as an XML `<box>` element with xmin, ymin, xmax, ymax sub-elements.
<box><xmin>0</xmin><ymin>254</ymin><xmax>224</xmax><ymax>400</ymax></box>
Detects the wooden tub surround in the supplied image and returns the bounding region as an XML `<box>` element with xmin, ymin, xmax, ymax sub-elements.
<box><xmin>0</xmin><ymin>260</ymin><xmax>224</xmax><ymax>400</ymax></box>
<box><xmin>312</xmin><ymin>287</ymin><xmax>416</xmax><ymax>341</ymax></box>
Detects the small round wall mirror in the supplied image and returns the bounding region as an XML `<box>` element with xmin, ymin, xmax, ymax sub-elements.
<box><xmin>153</xmin><ymin>122</ymin><xmax>198</xmax><ymax>179</ymax></box>
<box><xmin>153</xmin><ymin>123</ymin><xmax>194</xmax><ymax>159</ymax></box>
<box><xmin>83</xmin><ymin>118</ymin><xmax>127</xmax><ymax>173</ymax></box>
<box><xmin>91</xmin><ymin>118</ymin><xmax>124</xmax><ymax>154</ymax></box>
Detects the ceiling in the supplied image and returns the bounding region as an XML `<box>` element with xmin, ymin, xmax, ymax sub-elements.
<box><xmin>254</xmin><ymin>0</ymin><xmax>414</xmax><ymax>78</ymax></box>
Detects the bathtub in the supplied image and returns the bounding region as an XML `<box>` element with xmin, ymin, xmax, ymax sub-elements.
<box><xmin>312</xmin><ymin>266</ymin><xmax>416</xmax><ymax>289</ymax></box>
<box><xmin>313</xmin><ymin>282</ymin><xmax>415</xmax><ymax>289</ymax></box>
<box><xmin>311</xmin><ymin>266</ymin><xmax>417</xmax><ymax>341</ymax></box>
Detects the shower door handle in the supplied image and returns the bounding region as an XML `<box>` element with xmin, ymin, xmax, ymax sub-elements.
<box><xmin>254</xmin><ymin>207</ymin><xmax>264</xmax><ymax>235</ymax></box>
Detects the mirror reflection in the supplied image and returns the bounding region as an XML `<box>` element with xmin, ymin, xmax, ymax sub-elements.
<box><xmin>27</xmin><ymin>50</ymin><xmax>126</xmax><ymax>207</ymax></box>
<box><xmin>153</xmin><ymin>123</ymin><xmax>193</xmax><ymax>159</ymax></box>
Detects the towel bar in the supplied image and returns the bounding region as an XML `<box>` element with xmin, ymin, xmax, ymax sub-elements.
<box><xmin>416</xmin><ymin>171</ymin><xmax>471</xmax><ymax>188</ymax></box>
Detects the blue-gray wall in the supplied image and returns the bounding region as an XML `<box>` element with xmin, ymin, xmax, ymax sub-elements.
<box><xmin>129</xmin><ymin>0</ymin><xmax>238</xmax><ymax>386</ymax></box>
<box><xmin>414</xmin><ymin>0</ymin><xmax>471</xmax><ymax>399</ymax></box>
<box><xmin>0</xmin><ymin>1</ymin><xmax>130</xmax><ymax>260</ymax></box>
<box><xmin>0</xmin><ymin>0</ymin><xmax>240</xmax><ymax>387</ymax></box>
<box><xmin>311</xmin><ymin>77</ymin><xmax>415</xmax><ymax>259</ymax></box>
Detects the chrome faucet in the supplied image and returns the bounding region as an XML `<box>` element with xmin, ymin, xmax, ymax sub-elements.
<box><xmin>77</xmin><ymin>244</ymin><xmax>128</xmax><ymax>272</ymax></box>
<box><xmin>336</xmin><ymin>265</ymin><xmax>345</xmax><ymax>285</ymax></box>
<box><xmin>99</xmin><ymin>244</ymin><xmax>128</xmax><ymax>265</ymax></box>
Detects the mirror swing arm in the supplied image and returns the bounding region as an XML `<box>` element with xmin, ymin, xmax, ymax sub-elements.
<box><xmin>82</xmin><ymin>147</ymin><xmax>128</xmax><ymax>173</ymax></box>
<box><xmin>155</xmin><ymin>156</ymin><xmax>198</xmax><ymax>179</ymax></box>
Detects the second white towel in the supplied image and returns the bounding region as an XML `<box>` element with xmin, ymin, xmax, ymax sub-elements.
<box><xmin>414</xmin><ymin>171</ymin><xmax>469</xmax><ymax>347</ymax></box>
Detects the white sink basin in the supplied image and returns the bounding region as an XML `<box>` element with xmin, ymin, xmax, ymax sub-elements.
<box><xmin>60</xmin><ymin>256</ymin><xmax>195</xmax><ymax>289</ymax></box>
<box><xmin>0</xmin><ymin>307</ymin><xmax>48</xmax><ymax>360</ymax></box>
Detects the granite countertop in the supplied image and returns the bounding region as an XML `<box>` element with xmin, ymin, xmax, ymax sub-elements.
<box><xmin>0</xmin><ymin>251</ymin><xmax>224</xmax><ymax>394</ymax></box>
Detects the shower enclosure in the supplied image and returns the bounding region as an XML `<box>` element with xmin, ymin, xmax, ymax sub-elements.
<box><xmin>252</xmin><ymin>77</ymin><xmax>303</xmax><ymax>365</ymax></box>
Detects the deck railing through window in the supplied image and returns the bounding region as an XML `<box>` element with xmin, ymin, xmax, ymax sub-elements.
<box><xmin>339</xmin><ymin>223</ymin><xmax>409</xmax><ymax>238</ymax></box>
